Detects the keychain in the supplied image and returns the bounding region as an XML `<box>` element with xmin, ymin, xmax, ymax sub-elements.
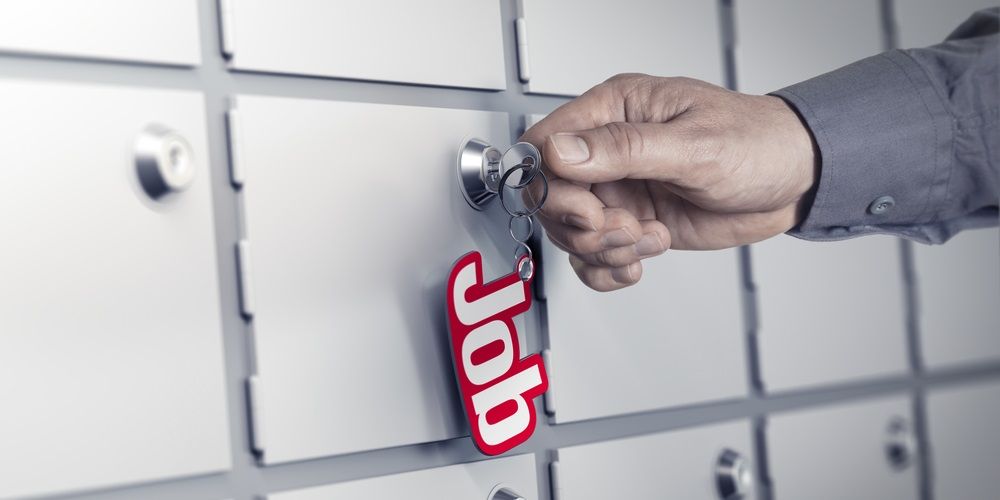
<box><xmin>447</xmin><ymin>138</ymin><xmax>550</xmax><ymax>456</ymax></box>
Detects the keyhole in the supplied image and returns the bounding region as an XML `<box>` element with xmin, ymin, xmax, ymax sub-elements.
<box><xmin>168</xmin><ymin>143</ymin><xmax>188</xmax><ymax>176</ymax></box>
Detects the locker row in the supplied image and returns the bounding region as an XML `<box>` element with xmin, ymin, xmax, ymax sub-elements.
<box><xmin>0</xmin><ymin>0</ymin><xmax>992</xmax><ymax>94</ymax></box>
<box><xmin>2</xmin><ymin>76</ymin><xmax>998</xmax><ymax>499</ymax></box>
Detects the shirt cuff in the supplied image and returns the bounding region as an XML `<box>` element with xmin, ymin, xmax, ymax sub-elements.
<box><xmin>772</xmin><ymin>50</ymin><xmax>954</xmax><ymax>242</ymax></box>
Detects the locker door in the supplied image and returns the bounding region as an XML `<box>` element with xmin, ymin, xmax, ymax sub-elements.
<box><xmin>269</xmin><ymin>454</ymin><xmax>538</xmax><ymax>500</ymax></box>
<box><xmin>895</xmin><ymin>0</ymin><xmax>998</xmax><ymax>49</ymax></box>
<box><xmin>541</xmin><ymin>237</ymin><xmax>746</xmax><ymax>423</ymax></box>
<box><xmin>221</xmin><ymin>0</ymin><xmax>505</xmax><ymax>90</ymax></box>
<box><xmin>0</xmin><ymin>0</ymin><xmax>200</xmax><ymax>65</ymax></box>
<box><xmin>913</xmin><ymin>227</ymin><xmax>1000</xmax><ymax>368</ymax></box>
<box><xmin>735</xmin><ymin>0</ymin><xmax>883</xmax><ymax>94</ymax></box>
<box><xmin>0</xmin><ymin>79</ymin><xmax>230</xmax><ymax>498</ymax></box>
<box><xmin>927</xmin><ymin>380</ymin><xmax>1000</xmax><ymax>500</ymax></box>
<box><xmin>767</xmin><ymin>396</ymin><xmax>918</xmax><ymax>499</ymax></box>
<box><xmin>232</xmin><ymin>97</ymin><xmax>520</xmax><ymax>463</ymax></box>
<box><xmin>519</xmin><ymin>0</ymin><xmax>723</xmax><ymax>96</ymax></box>
<box><xmin>553</xmin><ymin>421</ymin><xmax>757</xmax><ymax>500</ymax></box>
<box><xmin>753</xmin><ymin>236</ymin><xmax>908</xmax><ymax>391</ymax></box>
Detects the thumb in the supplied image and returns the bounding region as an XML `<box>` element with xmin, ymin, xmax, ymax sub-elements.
<box><xmin>543</xmin><ymin>121</ymin><xmax>698</xmax><ymax>184</ymax></box>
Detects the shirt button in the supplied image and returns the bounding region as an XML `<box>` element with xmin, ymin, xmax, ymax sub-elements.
<box><xmin>869</xmin><ymin>195</ymin><xmax>896</xmax><ymax>215</ymax></box>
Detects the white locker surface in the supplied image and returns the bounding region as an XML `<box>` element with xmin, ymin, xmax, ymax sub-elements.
<box><xmin>914</xmin><ymin>227</ymin><xmax>1000</xmax><ymax>368</ymax></box>
<box><xmin>735</xmin><ymin>0</ymin><xmax>883</xmax><ymax>94</ymax></box>
<box><xmin>754</xmin><ymin>235</ymin><xmax>908</xmax><ymax>392</ymax></box>
<box><xmin>234</xmin><ymin>97</ymin><xmax>519</xmax><ymax>463</ymax></box>
<box><xmin>270</xmin><ymin>454</ymin><xmax>538</xmax><ymax>500</ymax></box>
<box><xmin>541</xmin><ymin>237</ymin><xmax>746</xmax><ymax>423</ymax></box>
<box><xmin>553</xmin><ymin>420</ymin><xmax>757</xmax><ymax>499</ymax></box>
<box><xmin>927</xmin><ymin>380</ymin><xmax>1000</xmax><ymax>500</ymax></box>
<box><xmin>768</xmin><ymin>396</ymin><xmax>917</xmax><ymax>499</ymax></box>
<box><xmin>0</xmin><ymin>80</ymin><xmax>230</xmax><ymax>498</ymax></box>
<box><xmin>519</xmin><ymin>0</ymin><xmax>723</xmax><ymax>96</ymax></box>
<box><xmin>0</xmin><ymin>0</ymin><xmax>201</xmax><ymax>66</ymax></box>
<box><xmin>895</xmin><ymin>0</ymin><xmax>998</xmax><ymax>49</ymax></box>
<box><xmin>222</xmin><ymin>0</ymin><xmax>505</xmax><ymax>90</ymax></box>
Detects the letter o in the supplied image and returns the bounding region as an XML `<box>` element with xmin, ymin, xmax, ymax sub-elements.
<box><xmin>461</xmin><ymin>320</ymin><xmax>514</xmax><ymax>386</ymax></box>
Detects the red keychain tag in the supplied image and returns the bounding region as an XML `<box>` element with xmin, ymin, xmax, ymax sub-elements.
<box><xmin>446</xmin><ymin>251</ymin><xmax>548</xmax><ymax>455</ymax></box>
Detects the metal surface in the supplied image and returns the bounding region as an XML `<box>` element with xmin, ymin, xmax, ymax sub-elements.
<box><xmin>715</xmin><ymin>448</ymin><xmax>753</xmax><ymax>499</ymax></box>
<box><xmin>927</xmin><ymin>380</ymin><xmax>1000</xmax><ymax>500</ymax></box>
<box><xmin>135</xmin><ymin>124</ymin><xmax>197</xmax><ymax>199</ymax></box>
<box><xmin>267</xmin><ymin>454</ymin><xmax>538</xmax><ymax>500</ymax></box>
<box><xmin>883</xmin><ymin>415</ymin><xmax>916</xmax><ymax>471</ymax></box>
<box><xmin>222</xmin><ymin>0</ymin><xmax>505</xmax><ymax>90</ymax></box>
<box><xmin>0</xmin><ymin>0</ymin><xmax>200</xmax><ymax>65</ymax></box>
<box><xmin>767</xmin><ymin>395</ymin><xmax>917</xmax><ymax>499</ymax></box>
<box><xmin>0</xmin><ymin>79</ymin><xmax>230</xmax><ymax>498</ymax></box>
<box><xmin>233</xmin><ymin>96</ymin><xmax>520</xmax><ymax>463</ymax></box>
<box><xmin>753</xmin><ymin>235</ymin><xmax>908</xmax><ymax>392</ymax></box>
<box><xmin>519</xmin><ymin>0</ymin><xmax>723</xmax><ymax>95</ymax></box>
<box><xmin>459</xmin><ymin>137</ymin><xmax>504</xmax><ymax>210</ymax></box>
<box><xmin>540</xmin><ymin>235</ymin><xmax>746</xmax><ymax>423</ymax></box>
<box><xmin>552</xmin><ymin>421</ymin><xmax>757</xmax><ymax>499</ymax></box>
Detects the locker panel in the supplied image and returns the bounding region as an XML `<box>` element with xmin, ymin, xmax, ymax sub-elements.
<box><xmin>735</xmin><ymin>0</ymin><xmax>883</xmax><ymax>94</ymax></box>
<box><xmin>914</xmin><ymin>227</ymin><xmax>1000</xmax><ymax>368</ymax></box>
<box><xmin>541</xmin><ymin>237</ymin><xmax>746</xmax><ymax>423</ymax></box>
<box><xmin>223</xmin><ymin>0</ymin><xmax>505</xmax><ymax>90</ymax></box>
<box><xmin>895</xmin><ymin>0</ymin><xmax>998</xmax><ymax>49</ymax></box>
<box><xmin>768</xmin><ymin>396</ymin><xmax>917</xmax><ymax>499</ymax></box>
<box><xmin>0</xmin><ymin>0</ymin><xmax>200</xmax><ymax>65</ymax></box>
<box><xmin>0</xmin><ymin>79</ymin><xmax>230</xmax><ymax>498</ymax></box>
<box><xmin>927</xmin><ymin>380</ymin><xmax>1000</xmax><ymax>500</ymax></box>
<box><xmin>754</xmin><ymin>235</ymin><xmax>908</xmax><ymax>392</ymax></box>
<box><xmin>234</xmin><ymin>97</ymin><xmax>520</xmax><ymax>463</ymax></box>
<box><xmin>554</xmin><ymin>421</ymin><xmax>757</xmax><ymax>500</ymax></box>
<box><xmin>270</xmin><ymin>454</ymin><xmax>538</xmax><ymax>500</ymax></box>
<box><xmin>520</xmin><ymin>0</ymin><xmax>723</xmax><ymax>96</ymax></box>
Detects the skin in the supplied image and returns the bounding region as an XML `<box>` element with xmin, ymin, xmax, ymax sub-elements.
<box><xmin>519</xmin><ymin>73</ymin><xmax>819</xmax><ymax>292</ymax></box>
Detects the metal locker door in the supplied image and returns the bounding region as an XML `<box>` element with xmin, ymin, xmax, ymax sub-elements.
<box><xmin>895</xmin><ymin>0</ymin><xmax>999</xmax><ymax>49</ymax></box>
<box><xmin>735</xmin><ymin>0</ymin><xmax>883</xmax><ymax>94</ymax></box>
<box><xmin>0</xmin><ymin>79</ymin><xmax>230</xmax><ymax>498</ymax></box>
<box><xmin>231</xmin><ymin>97</ymin><xmax>519</xmax><ymax>463</ymax></box>
<box><xmin>767</xmin><ymin>396</ymin><xmax>918</xmax><ymax>499</ymax></box>
<box><xmin>552</xmin><ymin>421</ymin><xmax>757</xmax><ymax>500</ymax></box>
<box><xmin>518</xmin><ymin>0</ymin><xmax>723</xmax><ymax>96</ymax></box>
<box><xmin>0</xmin><ymin>0</ymin><xmax>201</xmax><ymax>65</ymax></box>
<box><xmin>540</xmin><ymin>236</ymin><xmax>747</xmax><ymax>423</ymax></box>
<box><xmin>221</xmin><ymin>0</ymin><xmax>505</xmax><ymax>90</ymax></box>
<box><xmin>268</xmin><ymin>454</ymin><xmax>538</xmax><ymax>500</ymax></box>
<box><xmin>927</xmin><ymin>380</ymin><xmax>1000</xmax><ymax>500</ymax></box>
<box><xmin>913</xmin><ymin>227</ymin><xmax>1000</xmax><ymax>368</ymax></box>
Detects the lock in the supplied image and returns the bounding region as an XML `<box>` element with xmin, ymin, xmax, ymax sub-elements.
<box><xmin>715</xmin><ymin>448</ymin><xmax>753</xmax><ymax>500</ymax></box>
<box><xmin>457</xmin><ymin>137</ymin><xmax>541</xmax><ymax>211</ymax></box>
<box><xmin>135</xmin><ymin>123</ymin><xmax>196</xmax><ymax>200</ymax></box>
<box><xmin>488</xmin><ymin>484</ymin><xmax>525</xmax><ymax>500</ymax></box>
<box><xmin>884</xmin><ymin>415</ymin><xmax>916</xmax><ymax>471</ymax></box>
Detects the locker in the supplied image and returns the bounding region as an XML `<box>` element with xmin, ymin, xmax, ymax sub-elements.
<box><xmin>269</xmin><ymin>454</ymin><xmax>538</xmax><ymax>500</ymax></box>
<box><xmin>913</xmin><ymin>227</ymin><xmax>1000</xmax><ymax>368</ymax></box>
<box><xmin>0</xmin><ymin>79</ymin><xmax>230</xmax><ymax>498</ymax></box>
<box><xmin>540</xmin><ymin>236</ymin><xmax>746</xmax><ymax>423</ymax></box>
<box><xmin>221</xmin><ymin>0</ymin><xmax>505</xmax><ymax>90</ymax></box>
<box><xmin>927</xmin><ymin>380</ymin><xmax>1000</xmax><ymax>500</ymax></box>
<box><xmin>735</xmin><ymin>0</ymin><xmax>883</xmax><ymax>94</ymax></box>
<box><xmin>767</xmin><ymin>396</ymin><xmax>917</xmax><ymax>499</ymax></box>
<box><xmin>0</xmin><ymin>0</ymin><xmax>201</xmax><ymax>66</ymax></box>
<box><xmin>552</xmin><ymin>421</ymin><xmax>757</xmax><ymax>499</ymax></box>
<box><xmin>231</xmin><ymin>96</ymin><xmax>523</xmax><ymax>463</ymax></box>
<box><xmin>895</xmin><ymin>0</ymin><xmax>998</xmax><ymax>49</ymax></box>
<box><xmin>754</xmin><ymin>235</ymin><xmax>908</xmax><ymax>392</ymax></box>
<box><xmin>518</xmin><ymin>0</ymin><xmax>723</xmax><ymax>96</ymax></box>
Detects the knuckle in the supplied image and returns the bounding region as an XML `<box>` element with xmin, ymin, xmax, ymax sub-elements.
<box><xmin>602</xmin><ymin>121</ymin><xmax>646</xmax><ymax>165</ymax></box>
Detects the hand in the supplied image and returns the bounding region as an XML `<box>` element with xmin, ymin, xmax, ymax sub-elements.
<box><xmin>520</xmin><ymin>74</ymin><xmax>818</xmax><ymax>292</ymax></box>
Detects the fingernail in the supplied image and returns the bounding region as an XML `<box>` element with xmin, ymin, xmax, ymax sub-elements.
<box><xmin>551</xmin><ymin>134</ymin><xmax>590</xmax><ymax>164</ymax></box>
<box><xmin>635</xmin><ymin>233</ymin><xmax>664</xmax><ymax>257</ymax></box>
<box><xmin>564</xmin><ymin>214</ymin><xmax>597</xmax><ymax>231</ymax></box>
<box><xmin>611</xmin><ymin>263</ymin><xmax>639</xmax><ymax>284</ymax></box>
<box><xmin>602</xmin><ymin>228</ymin><xmax>636</xmax><ymax>247</ymax></box>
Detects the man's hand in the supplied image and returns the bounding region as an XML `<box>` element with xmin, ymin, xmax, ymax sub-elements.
<box><xmin>520</xmin><ymin>74</ymin><xmax>818</xmax><ymax>292</ymax></box>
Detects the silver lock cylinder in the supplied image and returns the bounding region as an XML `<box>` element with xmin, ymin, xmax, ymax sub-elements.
<box><xmin>488</xmin><ymin>484</ymin><xmax>525</xmax><ymax>500</ymax></box>
<box><xmin>884</xmin><ymin>415</ymin><xmax>917</xmax><ymax>471</ymax></box>
<box><xmin>135</xmin><ymin>124</ymin><xmax>196</xmax><ymax>200</ymax></box>
<box><xmin>458</xmin><ymin>137</ymin><xmax>541</xmax><ymax>211</ymax></box>
<box><xmin>715</xmin><ymin>448</ymin><xmax>753</xmax><ymax>500</ymax></box>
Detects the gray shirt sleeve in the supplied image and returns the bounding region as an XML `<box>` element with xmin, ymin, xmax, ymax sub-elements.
<box><xmin>773</xmin><ymin>8</ymin><xmax>999</xmax><ymax>244</ymax></box>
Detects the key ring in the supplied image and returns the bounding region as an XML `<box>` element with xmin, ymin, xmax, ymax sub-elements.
<box><xmin>498</xmin><ymin>163</ymin><xmax>549</xmax><ymax>218</ymax></box>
